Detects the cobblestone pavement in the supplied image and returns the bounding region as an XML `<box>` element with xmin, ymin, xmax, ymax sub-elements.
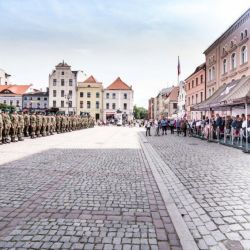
<box><xmin>0</xmin><ymin>127</ymin><xmax>181</xmax><ymax>250</ymax></box>
<box><xmin>144</xmin><ymin>132</ymin><xmax>250</xmax><ymax>250</ymax></box>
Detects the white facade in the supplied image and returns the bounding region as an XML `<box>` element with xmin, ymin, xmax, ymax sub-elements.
<box><xmin>177</xmin><ymin>81</ymin><xmax>186</xmax><ymax>118</ymax></box>
<box><xmin>103</xmin><ymin>89</ymin><xmax>134</xmax><ymax>123</ymax></box>
<box><xmin>0</xmin><ymin>68</ymin><xmax>11</xmax><ymax>85</ymax></box>
<box><xmin>49</xmin><ymin>62</ymin><xmax>85</xmax><ymax>114</ymax></box>
<box><xmin>23</xmin><ymin>92</ymin><xmax>49</xmax><ymax>110</ymax></box>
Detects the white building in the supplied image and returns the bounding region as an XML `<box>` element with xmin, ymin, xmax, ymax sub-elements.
<box><xmin>177</xmin><ymin>81</ymin><xmax>186</xmax><ymax>118</ymax></box>
<box><xmin>48</xmin><ymin>61</ymin><xmax>85</xmax><ymax>114</ymax></box>
<box><xmin>0</xmin><ymin>68</ymin><xmax>11</xmax><ymax>85</ymax></box>
<box><xmin>23</xmin><ymin>90</ymin><xmax>49</xmax><ymax>111</ymax></box>
<box><xmin>103</xmin><ymin>77</ymin><xmax>134</xmax><ymax>123</ymax></box>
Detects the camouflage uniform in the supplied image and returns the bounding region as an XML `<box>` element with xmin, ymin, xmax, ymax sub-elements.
<box><xmin>17</xmin><ymin>112</ymin><xmax>24</xmax><ymax>141</ymax></box>
<box><xmin>10</xmin><ymin>112</ymin><xmax>18</xmax><ymax>142</ymax></box>
<box><xmin>24</xmin><ymin>113</ymin><xmax>30</xmax><ymax>137</ymax></box>
<box><xmin>2</xmin><ymin>112</ymin><xmax>11</xmax><ymax>143</ymax></box>
<box><xmin>56</xmin><ymin>114</ymin><xmax>61</xmax><ymax>133</ymax></box>
<box><xmin>0</xmin><ymin>112</ymin><xmax>3</xmax><ymax>144</ymax></box>
<box><xmin>42</xmin><ymin>115</ymin><xmax>47</xmax><ymax>136</ymax></box>
<box><xmin>46</xmin><ymin>115</ymin><xmax>51</xmax><ymax>136</ymax></box>
<box><xmin>30</xmin><ymin>113</ymin><xmax>36</xmax><ymax>139</ymax></box>
<box><xmin>51</xmin><ymin>115</ymin><xmax>56</xmax><ymax>133</ymax></box>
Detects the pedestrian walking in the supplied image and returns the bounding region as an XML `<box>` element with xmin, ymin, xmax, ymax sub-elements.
<box><xmin>145</xmin><ymin>120</ymin><xmax>152</xmax><ymax>136</ymax></box>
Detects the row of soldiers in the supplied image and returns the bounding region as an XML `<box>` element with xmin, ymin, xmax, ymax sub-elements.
<box><xmin>0</xmin><ymin>110</ymin><xmax>95</xmax><ymax>144</ymax></box>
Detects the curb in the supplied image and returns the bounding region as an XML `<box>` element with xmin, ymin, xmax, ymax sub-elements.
<box><xmin>139</xmin><ymin>133</ymin><xmax>199</xmax><ymax>250</ymax></box>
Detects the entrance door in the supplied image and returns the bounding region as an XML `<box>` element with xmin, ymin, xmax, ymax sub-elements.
<box><xmin>95</xmin><ymin>113</ymin><xmax>100</xmax><ymax>121</ymax></box>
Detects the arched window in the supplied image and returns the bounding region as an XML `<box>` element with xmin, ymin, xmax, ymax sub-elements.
<box><xmin>223</xmin><ymin>59</ymin><xmax>227</xmax><ymax>74</ymax></box>
<box><xmin>241</xmin><ymin>46</ymin><xmax>247</xmax><ymax>64</ymax></box>
<box><xmin>241</xmin><ymin>32</ymin><xmax>244</xmax><ymax>40</ymax></box>
<box><xmin>231</xmin><ymin>53</ymin><xmax>236</xmax><ymax>69</ymax></box>
<box><xmin>230</xmin><ymin>41</ymin><xmax>234</xmax><ymax>48</ymax></box>
<box><xmin>208</xmin><ymin>68</ymin><xmax>212</xmax><ymax>81</ymax></box>
<box><xmin>245</xmin><ymin>29</ymin><xmax>248</xmax><ymax>38</ymax></box>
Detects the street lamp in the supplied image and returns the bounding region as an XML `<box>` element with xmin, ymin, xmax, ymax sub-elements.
<box><xmin>65</xmin><ymin>93</ymin><xmax>72</xmax><ymax>115</ymax></box>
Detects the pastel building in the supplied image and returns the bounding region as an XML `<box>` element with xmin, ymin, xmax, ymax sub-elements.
<box><xmin>103</xmin><ymin>77</ymin><xmax>134</xmax><ymax>123</ymax></box>
<box><xmin>77</xmin><ymin>75</ymin><xmax>103</xmax><ymax>120</ymax></box>
<box><xmin>177</xmin><ymin>81</ymin><xmax>186</xmax><ymax>118</ymax></box>
<box><xmin>204</xmin><ymin>8</ymin><xmax>250</xmax><ymax>98</ymax></box>
<box><xmin>185</xmin><ymin>63</ymin><xmax>206</xmax><ymax>121</ymax></box>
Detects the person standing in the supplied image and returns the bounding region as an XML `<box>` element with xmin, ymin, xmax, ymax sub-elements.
<box><xmin>0</xmin><ymin>110</ymin><xmax>3</xmax><ymax>145</ymax></box>
<box><xmin>161</xmin><ymin>118</ymin><xmax>167</xmax><ymax>135</ymax></box>
<box><xmin>145</xmin><ymin>120</ymin><xmax>152</xmax><ymax>136</ymax></box>
<box><xmin>176</xmin><ymin>119</ymin><xmax>181</xmax><ymax>136</ymax></box>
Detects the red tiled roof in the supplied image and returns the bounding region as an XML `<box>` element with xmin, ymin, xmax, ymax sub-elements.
<box><xmin>107</xmin><ymin>77</ymin><xmax>132</xmax><ymax>90</ymax></box>
<box><xmin>0</xmin><ymin>85</ymin><xmax>32</xmax><ymax>95</ymax></box>
<box><xmin>167</xmin><ymin>86</ymin><xmax>179</xmax><ymax>101</ymax></box>
<box><xmin>83</xmin><ymin>75</ymin><xmax>98</xmax><ymax>84</ymax></box>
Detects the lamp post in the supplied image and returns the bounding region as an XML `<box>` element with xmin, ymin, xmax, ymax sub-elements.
<box><xmin>65</xmin><ymin>93</ymin><xmax>72</xmax><ymax>115</ymax></box>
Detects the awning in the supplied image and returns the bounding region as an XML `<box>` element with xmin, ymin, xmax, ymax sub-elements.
<box><xmin>193</xmin><ymin>76</ymin><xmax>250</xmax><ymax>111</ymax></box>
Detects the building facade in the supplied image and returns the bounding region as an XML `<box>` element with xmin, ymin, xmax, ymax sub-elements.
<box><xmin>77</xmin><ymin>75</ymin><xmax>103</xmax><ymax>120</ymax></box>
<box><xmin>185</xmin><ymin>63</ymin><xmax>206</xmax><ymax>121</ymax></box>
<box><xmin>22</xmin><ymin>90</ymin><xmax>49</xmax><ymax>111</ymax></box>
<box><xmin>0</xmin><ymin>68</ymin><xmax>11</xmax><ymax>85</ymax></box>
<box><xmin>163</xmin><ymin>86</ymin><xmax>179</xmax><ymax>119</ymax></box>
<box><xmin>177</xmin><ymin>81</ymin><xmax>186</xmax><ymax>118</ymax></box>
<box><xmin>148</xmin><ymin>97</ymin><xmax>155</xmax><ymax>120</ymax></box>
<box><xmin>204</xmin><ymin>8</ymin><xmax>250</xmax><ymax>98</ymax></box>
<box><xmin>103</xmin><ymin>77</ymin><xmax>133</xmax><ymax>123</ymax></box>
<box><xmin>49</xmin><ymin>61</ymin><xmax>85</xmax><ymax>114</ymax></box>
<box><xmin>0</xmin><ymin>85</ymin><xmax>32</xmax><ymax>110</ymax></box>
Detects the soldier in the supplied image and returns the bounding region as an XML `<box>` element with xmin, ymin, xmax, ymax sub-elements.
<box><xmin>51</xmin><ymin>115</ymin><xmax>56</xmax><ymax>134</ymax></box>
<box><xmin>10</xmin><ymin>110</ymin><xmax>18</xmax><ymax>142</ymax></box>
<box><xmin>23</xmin><ymin>111</ymin><xmax>30</xmax><ymax>137</ymax></box>
<box><xmin>0</xmin><ymin>110</ymin><xmax>3</xmax><ymax>145</ymax></box>
<box><xmin>56</xmin><ymin>113</ymin><xmax>61</xmax><ymax>133</ymax></box>
<box><xmin>42</xmin><ymin>114</ymin><xmax>47</xmax><ymax>136</ymax></box>
<box><xmin>30</xmin><ymin>111</ymin><xmax>36</xmax><ymax>139</ymax></box>
<box><xmin>17</xmin><ymin>111</ymin><xmax>24</xmax><ymax>141</ymax></box>
<box><xmin>2</xmin><ymin>110</ymin><xmax>11</xmax><ymax>143</ymax></box>
<box><xmin>35</xmin><ymin>112</ymin><xmax>42</xmax><ymax>137</ymax></box>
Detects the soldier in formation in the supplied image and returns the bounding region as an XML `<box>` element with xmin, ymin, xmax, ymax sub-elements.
<box><xmin>0</xmin><ymin>110</ymin><xmax>94</xmax><ymax>144</ymax></box>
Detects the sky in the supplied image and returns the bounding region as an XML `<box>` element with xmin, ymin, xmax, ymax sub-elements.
<box><xmin>0</xmin><ymin>0</ymin><xmax>249</xmax><ymax>108</ymax></box>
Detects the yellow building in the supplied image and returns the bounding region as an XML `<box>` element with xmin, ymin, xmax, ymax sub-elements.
<box><xmin>77</xmin><ymin>75</ymin><xmax>103</xmax><ymax>120</ymax></box>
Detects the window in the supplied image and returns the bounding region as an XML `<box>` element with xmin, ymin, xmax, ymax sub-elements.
<box><xmin>212</xmin><ymin>66</ymin><xmax>215</xmax><ymax>80</ymax></box>
<box><xmin>231</xmin><ymin>53</ymin><xmax>236</xmax><ymax>69</ymax></box>
<box><xmin>200</xmin><ymin>92</ymin><xmax>203</xmax><ymax>102</ymax></box>
<box><xmin>69</xmin><ymin>79</ymin><xmax>73</xmax><ymax>86</ymax></box>
<box><xmin>44</xmin><ymin>103</ymin><xmax>47</xmax><ymax>108</ymax></box>
<box><xmin>61</xmin><ymin>100</ymin><xmax>64</xmax><ymax>107</ymax></box>
<box><xmin>80</xmin><ymin>101</ymin><xmax>83</xmax><ymax>108</ymax></box>
<box><xmin>30</xmin><ymin>97</ymin><xmax>33</xmax><ymax>100</ymax></box>
<box><xmin>61</xmin><ymin>71</ymin><xmax>64</xmax><ymax>75</ymax></box>
<box><xmin>87</xmin><ymin>101</ymin><xmax>91</xmax><ymax>109</ymax></box>
<box><xmin>124</xmin><ymin>93</ymin><xmax>127</xmax><ymax>99</ymax></box>
<box><xmin>173</xmin><ymin>103</ymin><xmax>177</xmax><ymax>109</ymax></box>
<box><xmin>10</xmin><ymin>100</ymin><xmax>13</xmax><ymax>106</ymax></box>
<box><xmin>68</xmin><ymin>101</ymin><xmax>72</xmax><ymax>108</ymax></box>
<box><xmin>53</xmin><ymin>79</ymin><xmax>57</xmax><ymax>86</ymax></box>
<box><xmin>69</xmin><ymin>90</ymin><xmax>72</xmax><ymax>97</ymax></box>
<box><xmin>222</xmin><ymin>47</ymin><xmax>226</xmax><ymax>54</ymax></box>
<box><xmin>3</xmin><ymin>100</ymin><xmax>6</xmax><ymax>104</ymax></box>
<box><xmin>188</xmin><ymin>97</ymin><xmax>190</xmax><ymax>106</ymax></box>
<box><xmin>212</xmin><ymin>87</ymin><xmax>215</xmax><ymax>94</ymax></box>
<box><xmin>241</xmin><ymin>32</ymin><xmax>244</xmax><ymax>40</ymax></box>
<box><xmin>37</xmin><ymin>103</ymin><xmax>40</xmax><ymax>109</ymax></box>
<box><xmin>96</xmin><ymin>101</ymin><xmax>100</xmax><ymax>109</ymax></box>
<box><xmin>106</xmin><ymin>103</ymin><xmax>109</xmax><ymax>109</ymax></box>
<box><xmin>192</xmin><ymin>80</ymin><xmax>194</xmax><ymax>88</ymax></box>
<box><xmin>230</xmin><ymin>41</ymin><xmax>234</xmax><ymax>48</ymax></box>
<box><xmin>29</xmin><ymin>103</ymin><xmax>32</xmax><ymax>108</ymax></box>
<box><xmin>96</xmin><ymin>92</ymin><xmax>100</xmax><ymax>98</ymax></box>
<box><xmin>112</xmin><ymin>93</ymin><xmax>116</xmax><ymax>99</ymax></box>
<box><xmin>196</xmin><ymin>77</ymin><xmax>198</xmax><ymax>86</ymax></box>
<box><xmin>208</xmin><ymin>68</ymin><xmax>212</xmax><ymax>81</ymax></box>
<box><xmin>61</xmin><ymin>90</ymin><xmax>65</xmax><ymax>97</ymax></box>
<box><xmin>24</xmin><ymin>96</ymin><xmax>27</xmax><ymax>100</ymax></box>
<box><xmin>106</xmin><ymin>93</ymin><xmax>109</xmax><ymax>99</ymax></box>
<box><xmin>223</xmin><ymin>59</ymin><xmax>227</xmax><ymax>74</ymax></box>
<box><xmin>87</xmin><ymin>92</ymin><xmax>91</xmax><ymax>98</ymax></box>
<box><xmin>80</xmin><ymin>92</ymin><xmax>83</xmax><ymax>98</ymax></box>
<box><xmin>196</xmin><ymin>94</ymin><xmax>198</xmax><ymax>104</ymax></box>
<box><xmin>53</xmin><ymin>90</ymin><xmax>56</xmax><ymax>97</ymax></box>
<box><xmin>37</xmin><ymin>97</ymin><xmax>40</xmax><ymax>100</ymax></box>
<box><xmin>188</xmin><ymin>82</ymin><xmax>190</xmax><ymax>90</ymax></box>
<box><xmin>245</xmin><ymin>29</ymin><xmax>248</xmax><ymax>38</ymax></box>
<box><xmin>200</xmin><ymin>75</ymin><xmax>203</xmax><ymax>83</ymax></box>
<box><xmin>16</xmin><ymin>100</ymin><xmax>19</xmax><ymax>107</ymax></box>
<box><xmin>191</xmin><ymin>96</ymin><xmax>194</xmax><ymax>105</ymax></box>
<box><xmin>61</xmin><ymin>79</ymin><xmax>65</xmax><ymax>86</ymax></box>
<box><xmin>44</xmin><ymin>97</ymin><xmax>47</xmax><ymax>101</ymax></box>
<box><xmin>53</xmin><ymin>101</ymin><xmax>56</xmax><ymax>108</ymax></box>
<box><xmin>112</xmin><ymin>103</ymin><xmax>116</xmax><ymax>109</ymax></box>
<box><xmin>124</xmin><ymin>103</ymin><xmax>127</xmax><ymax>110</ymax></box>
<box><xmin>241</xmin><ymin>46</ymin><xmax>247</xmax><ymax>64</ymax></box>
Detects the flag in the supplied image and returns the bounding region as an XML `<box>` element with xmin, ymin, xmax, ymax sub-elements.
<box><xmin>177</xmin><ymin>56</ymin><xmax>181</xmax><ymax>76</ymax></box>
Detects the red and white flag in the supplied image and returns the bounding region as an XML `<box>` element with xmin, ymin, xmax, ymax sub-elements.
<box><xmin>177</xmin><ymin>56</ymin><xmax>181</xmax><ymax>76</ymax></box>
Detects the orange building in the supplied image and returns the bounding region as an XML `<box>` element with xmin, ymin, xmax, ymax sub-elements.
<box><xmin>185</xmin><ymin>63</ymin><xmax>206</xmax><ymax>121</ymax></box>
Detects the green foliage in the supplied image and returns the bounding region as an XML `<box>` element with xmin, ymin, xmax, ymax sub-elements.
<box><xmin>0</xmin><ymin>103</ymin><xmax>16</xmax><ymax>112</ymax></box>
<box><xmin>133</xmin><ymin>105</ymin><xmax>148</xmax><ymax>119</ymax></box>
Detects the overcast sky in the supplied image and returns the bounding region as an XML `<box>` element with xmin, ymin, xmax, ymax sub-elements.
<box><xmin>0</xmin><ymin>0</ymin><xmax>249</xmax><ymax>107</ymax></box>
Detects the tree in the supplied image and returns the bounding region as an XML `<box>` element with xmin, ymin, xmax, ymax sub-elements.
<box><xmin>133</xmin><ymin>105</ymin><xmax>148</xmax><ymax>119</ymax></box>
<box><xmin>0</xmin><ymin>103</ymin><xmax>16</xmax><ymax>112</ymax></box>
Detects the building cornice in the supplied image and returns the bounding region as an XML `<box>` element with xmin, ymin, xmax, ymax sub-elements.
<box><xmin>204</xmin><ymin>8</ymin><xmax>250</xmax><ymax>55</ymax></box>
